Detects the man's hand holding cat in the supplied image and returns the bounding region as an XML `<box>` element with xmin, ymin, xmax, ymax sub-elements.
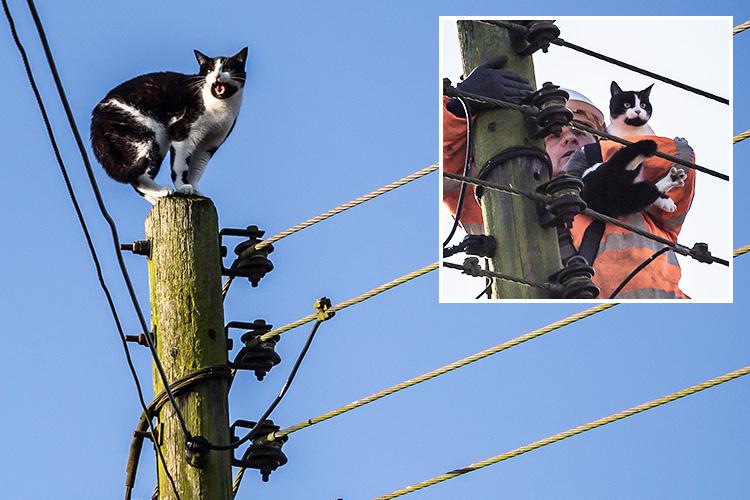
<box><xmin>446</xmin><ymin>55</ymin><xmax>533</xmax><ymax>117</ymax></box>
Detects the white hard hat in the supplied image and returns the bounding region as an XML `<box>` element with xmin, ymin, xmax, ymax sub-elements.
<box><xmin>560</xmin><ymin>88</ymin><xmax>605</xmax><ymax>132</ymax></box>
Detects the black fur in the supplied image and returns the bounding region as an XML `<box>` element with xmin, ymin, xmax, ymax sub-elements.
<box><xmin>609</xmin><ymin>81</ymin><xmax>653</xmax><ymax>127</ymax></box>
<box><xmin>90</xmin><ymin>48</ymin><xmax>247</xmax><ymax>192</ymax></box>
<box><xmin>581</xmin><ymin>140</ymin><xmax>663</xmax><ymax>217</ymax></box>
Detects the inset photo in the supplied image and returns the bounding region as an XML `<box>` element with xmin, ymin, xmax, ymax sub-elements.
<box><xmin>439</xmin><ymin>17</ymin><xmax>732</xmax><ymax>302</ymax></box>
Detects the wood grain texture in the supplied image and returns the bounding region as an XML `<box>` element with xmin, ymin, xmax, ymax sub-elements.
<box><xmin>146</xmin><ymin>195</ymin><xmax>231</xmax><ymax>499</ymax></box>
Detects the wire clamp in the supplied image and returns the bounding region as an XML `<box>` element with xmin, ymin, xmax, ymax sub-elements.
<box><xmin>220</xmin><ymin>226</ymin><xmax>274</xmax><ymax>287</ymax></box>
<box><xmin>689</xmin><ymin>242</ymin><xmax>714</xmax><ymax>264</ymax></box>
<box><xmin>120</xmin><ymin>239</ymin><xmax>151</xmax><ymax>257</ymax></box>
<box><xmin>444</xmin><ymin>235</ymin><xmax>497</xmax><ymax>258</ymax></box>
<box><xmin>231</xmin><ymin>419</ymin><xmax>288</xmax><ymax>482</ymax></box>
<box><xmin>227</xmin><ymin>320</ymin><xmax>280</xmax><ymax>381</ymax></box>
<box><xmin>537</xmin><ymin>174</ymin><xmax>587</xmax><ymax>229</ymax></box>
<box><xmin>314</xmin><ymin>297</ymin><xmax>335</xmax><ymax>321</ymax></box>
<box><xmin>185</xmin><ymin>435</ymin><xmax>210</xmax><ymax>469</ymax></box>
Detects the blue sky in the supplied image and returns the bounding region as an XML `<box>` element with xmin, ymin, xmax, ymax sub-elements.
<box><xmin>0</xmin><ymin>1</ymin><xmax>747</xmax><ymax>499</ymax></box>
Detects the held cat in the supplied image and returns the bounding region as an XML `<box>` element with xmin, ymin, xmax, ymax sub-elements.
<box><xmin>580</xmin><ymin>81</ymin><xmax>686</xmax><ymax>217</ymax></box>
<box><xmin>90</xmin><ymin>47</ymin><xmax>247</xmax><ymax>204</ymax></box>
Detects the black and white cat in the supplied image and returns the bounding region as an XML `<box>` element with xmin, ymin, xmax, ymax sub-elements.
<box><xmin>90</xmin><ymin>48</ymin><xmax>247</xmax><ymax>203</ymax></box>
<box><xmin>607</xmin><ymin>81</ymin><xmax>654</xmax><ymax>137</ymax></box>
<box><xmin>580</xmin><ymin>81</ymin><xmax>686</xmax><ymax>216</ymax></box>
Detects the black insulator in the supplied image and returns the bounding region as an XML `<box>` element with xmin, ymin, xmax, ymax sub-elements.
<box><xmin>537</xmin><ymin>174</ymin><xmax>587</xmax><ymax>229</ymax></box>
<box><xmin>690</xmin><ymin>242</ymin><xmax>713</xmax><ymax>264</ymax></box>
<box><xmin>232</xmin><ymin>320</ymin><xmax>281</xmax><ymax>381</ymax></box>
<box><xmin>220</xmin><ymin>226</ymin><xmax>275</xmax><ymax>287</ymax></box>
<box><xmin>529</xmin><ymin>82</ymin><xmax>573</xmax><ymax>138</ymax></box>
<box><xmin>232</xmin><ymin>419</ymin><xmax>288</xmax><ymax>482</ymax></box>
<box><xmin>523</xmin><ymin>20</ymin><xmax>561</xmax><ymax>55</ymax></box>
<box><xmin>556</xmin><ymin>255</ymin><xmax>599</xmax><ymax>299</ymax></box>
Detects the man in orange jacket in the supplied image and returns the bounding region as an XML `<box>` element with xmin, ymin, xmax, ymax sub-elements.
<box><xmin>443</xmin><ymin>58</ymin><xmax>694</xmax><ymax>298</ymax></box>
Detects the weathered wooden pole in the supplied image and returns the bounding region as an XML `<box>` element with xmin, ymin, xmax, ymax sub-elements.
<box><xmin>145</xmin><ymin>196</ymin><xmax>231</xmax><ymax>499</ymax></box>
<box><xmin>458</xmin><ymin>21</ymin><xmax>561</xmax><ymax>299</ymax></box>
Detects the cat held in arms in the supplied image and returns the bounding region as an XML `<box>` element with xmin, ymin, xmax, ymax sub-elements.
<box><xmin>580</xmin><ymin>81</ymin><xmax>687</xmax><ymax>217</ymax></box>
<box><xmin>90</xmin><ymin>48</ymin><xmax>247</xmax><ymax>204</ymax></box>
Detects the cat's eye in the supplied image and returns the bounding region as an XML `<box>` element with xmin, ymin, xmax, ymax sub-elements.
<box><xmin>624</xmin><ymin>103</ymin><xmax>631</xmax><ymax>108</ymax></box>
<box><xmin>640</xmin><ymin>103</ymin><xmax>647</xmax><ymax>108</ymax></box>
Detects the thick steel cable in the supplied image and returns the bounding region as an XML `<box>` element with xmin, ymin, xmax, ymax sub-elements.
<box><xmin>256</xmin><ymin>164</ymin><xmax>437</xmax><ymax>252</ymax></box>
<box><xmin>222</xmin><ymin>163</ymin><xmax>438</xmax><ymax>298</ymax></box>
<box><xmin>478</xmin><ymin>20</ymin><xmax>729</xmax><ymax>104</ymax></box>
<box><xmin>443</xmin><ymin>261</ymin><xmax>559</xmax><ymax>292</ymax></box>
<box><xmin>549</xmin><ymin>38</ymin><xmax>729</xmax><ymax>105</ymax></box>
<box><xmin>256</xmin><ymin>263</ymin><xmax>438</xmax><ymax>342</ymax></box>
<box><xmin>734</xmin><ymin>244</ymin><xmax>750</xmax><ymax>257</ymax></box>
<box><xmin>25</xmin><ymin>0</ymin><xmax>192</xmax><ymax>443</ymax></box>
<box><xmin>443</xmin><ymin>172</ymin><xmax>729</xmax><ymax>266</ymax></box>
<box><xmin>733</xmin><ymin>129</ymin><xmax>750</xmax><ymax>144</ymax></box>
<box><xmin>374</xmin><ymin>364</ymin><xmax>750</xmax><ymax>499</ymax></box>
<box><xmin>1</xmin><ymin>2</ymin><xmax>181</xmax><ymax>498</ymax></box>
<box><xmin>733</xmin><ymin>20</ymin><xmax>750</xmax><ymax>35</ymax></box>
<box><xmin>569</xmin><ymin>120</ymin><xmax>729</xmax><ymax>181</ymax></box>
<box><xmin>250</xmin><ymin>304</ymin><xmax>616</xmax><ymax>449</ymax></box>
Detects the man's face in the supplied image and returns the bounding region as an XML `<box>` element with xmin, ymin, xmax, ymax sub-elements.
<box><xmin>544</xmin><ymin>126</ymin><xmax>596</xmax><ymax>176</ymax></box>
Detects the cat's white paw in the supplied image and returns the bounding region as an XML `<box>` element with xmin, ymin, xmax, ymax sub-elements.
<box><xmin>159</xmin><ymin>186</ymin><xmax>174</xmax><ymax>196</ymax></box>
<box><xmin>654</xmin><ymin>196</ymin><xmax>677</xmax><ymax>213</ymax></box>
<box><xmin>176</xmin><ymin>184</ymin><xmax>195</xmax><ymax>195</ymax></box>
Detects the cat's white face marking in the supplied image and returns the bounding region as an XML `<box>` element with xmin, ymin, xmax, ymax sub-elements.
<box><xmin>103</xmin><ymin>99</ymin><xmax>169</xmax><ymax>154</ymax></box>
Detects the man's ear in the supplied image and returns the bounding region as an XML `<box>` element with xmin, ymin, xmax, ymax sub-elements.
<box><xmin>194</xmin><ymin>49</ymin><xmax>209</xmax><ymax>66</ymax></box>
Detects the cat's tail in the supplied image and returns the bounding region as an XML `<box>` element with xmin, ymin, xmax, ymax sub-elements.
<box><xmin>90</xmin><ymin>104</ymin><xmax>147</xmax><ymax>184</ymax></box>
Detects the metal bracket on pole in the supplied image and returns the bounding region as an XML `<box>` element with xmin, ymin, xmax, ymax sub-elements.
<box><xmin>220</xmin><ymin>226</ymin><xmax>274</xmax><ymax>287</ymax></box>
<box><xmin>231</xmin><ymin>419</ymin><xmax>288</xmax><ymax>482</ymax></box>
<box><xmin>227</xmin><ymin>320</ymin><xmax>281</xmax><ymax>381</ymax></box>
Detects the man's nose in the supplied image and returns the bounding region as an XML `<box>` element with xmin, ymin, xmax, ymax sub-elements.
<box><xmin>561</xmin><ymin>129</ymin><xmax>578</xmax><ymax>145</ymax></box>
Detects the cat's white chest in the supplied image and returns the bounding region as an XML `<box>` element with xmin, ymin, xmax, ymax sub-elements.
<box><xmin>195</xmin><ymin>88</ymin><xmax>243</xmax><ymax>142</ymax></box>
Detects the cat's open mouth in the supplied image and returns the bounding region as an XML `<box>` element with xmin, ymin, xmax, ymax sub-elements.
<box><xmin>213</xmin><ymin>82</ymin><xmax>227</xmax><ymax>97</ymax></box>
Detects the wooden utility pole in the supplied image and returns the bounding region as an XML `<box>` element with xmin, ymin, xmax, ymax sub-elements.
<box><xmin>146</xmin><ymin>196</ymin><xmax>231</xmax><ymax>499</ymax></box>
<box><xmin>458</xmin><ymin>21</ymin><xmax>561</xmax><ymax>299</ymax></box>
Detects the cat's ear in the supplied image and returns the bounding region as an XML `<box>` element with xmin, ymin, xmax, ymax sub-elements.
<box><xmin>610</xmin><ymin>81</ymin><xmax>623</xmax><ymax>96</ymax></box>
<box><xmin>194</xmin><ymin>49</ymin><xmax>210</xmax><ymax>66</ymax></box>
<box><xmin>233</xmin><ymin>47</ymin><xmax>248</xmax><ymax>65</ymax></box>
<box><xmin>640</xmin><ymin>83</ymin><xmax>654</xmax><ymax>100</ymax></box>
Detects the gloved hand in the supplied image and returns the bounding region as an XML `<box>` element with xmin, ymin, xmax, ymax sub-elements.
<box><xmin>446</xmin><ymin>55</ymin><xmax>533</xmax><ymax>117</ymax></box>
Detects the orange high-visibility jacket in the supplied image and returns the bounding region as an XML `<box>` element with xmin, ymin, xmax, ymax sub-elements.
<box><xmin>443</xmin><ymin>97</ymin><xmax>483</xmax><ymax>227</ymax></box>
<box><xmin>570</xmin><ymin>136</ymin><xmax>696</xmax><ymax>299</ymax></box>
<box><xmin>443</xmin><ymin>95</ymin><xmax>696</xmax><ymax>298</ymax></box>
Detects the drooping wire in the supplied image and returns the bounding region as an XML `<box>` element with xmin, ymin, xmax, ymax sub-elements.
<box><xmin>24</xmin><ymin>0</ymin><xmax>193</xmax><ymax>443</ymax></box>
<box><xmin>1</xmin><ymin>1</ymin><xmax>181</xmax><ymax>498</ymax></box>
<box><xmin>231</xmin><ymin>320</ymin><xmax>324</xmax><ymax>495</ymax></box>
<box><xmin>443</xmin><ymin>172</ymin><xmax>730</xmax><ymax>267</ymax></box>
<box><xmin>609</xmin><ymin>247</ymin><xmax>671</xmax><ymax>299</ymax></box>
<box><xmin>442</xmin><ymin>96</ymin><xmax>472</xmax><ymax>247</ymax></box>
<box><xmin>374</xmin><ymin>364</ymin><xmax>750</xmax><ymax>499</ymax></box>
<box><xmin>443</xmin><ymin>260</ymin><xmax>560</xmax><ymax>293</ymax></box>
<box><xmin>443</xmin><ymin>84</ymin><xmax>730</xmax><ymax>181</ymax></box>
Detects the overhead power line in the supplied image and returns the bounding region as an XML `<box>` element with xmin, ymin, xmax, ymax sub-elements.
<box><xmin>734</xmin><ymin>20</ymin><xmax>750</xmax><ymax>35</ymax></box>
<box><xmin>256</xmin><ymin>262</ymin><xmax>438</xmax><ymax>341</ymax></box>
<box><xmin>374</xmin><ymin>364</ymin><xmax>750</xmax><ymax>499</ymax></box>
<box><xmin>479</xmin><ymin>20</ymin><xmax>729</xmax><ymax>105</ymax></box>
<box><xmin>733</xmin><ymin>129</ymin><xmax>750</xmax><ymax>144</ymax></box>
<box><xmin>222</xmin><ymin>163</ymin><xmax>437</xmax><ymax>298</ymax></box>
<box><xmin>2</xmin><ymin>1</ymin><xmax>180</xmax><ymax>497</ymax></box>
<box><xmin>443</xmin><ymin>172</ymin><xmax>729</xmax><ymax>266</ymax></box>
<box><xmin>23</xmin><ymin>0</ymin><xmax>193</xmax><ymax>448</ymax></box>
